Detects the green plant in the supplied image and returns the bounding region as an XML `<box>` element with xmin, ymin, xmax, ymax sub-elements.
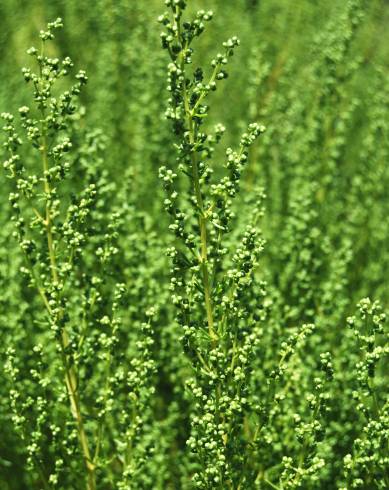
<box><xmin>159</xmin><ymin>0</ymin><xmax>265</xmax><ymax>485</ymax></box>
<box><xmin>2</xmin><ymin>18</ymin><xmax>98</xmax><ymax>487</ymax></box>
<box><xmin>0</xmin><ymin>1</ymin><xmax>388</xmax><ymax>489</ymax></box>
<box><xmin>1</xmin><ymin>19</ymin><xmax>159</xmax><ymax>490</ymax></box>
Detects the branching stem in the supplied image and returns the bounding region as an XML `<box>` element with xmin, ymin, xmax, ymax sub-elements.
<box><xmin>39</xmin><ymin>92</ymin><xmax>96</xmax><ymax>489</ymax></box>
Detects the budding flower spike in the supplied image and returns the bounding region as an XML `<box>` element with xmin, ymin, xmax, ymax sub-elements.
<box><xmin>160</xmin><ymin>2</ymin><xmax>270</xmax><ymax>487</ymax></box>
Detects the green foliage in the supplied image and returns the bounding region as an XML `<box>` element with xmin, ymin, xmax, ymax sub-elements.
<box><xmin>0</xmin><ymin>1</ymin><xmax>388</xmax><ymax>489</ymax></box>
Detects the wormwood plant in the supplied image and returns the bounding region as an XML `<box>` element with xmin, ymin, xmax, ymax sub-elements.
<box><xmin>2</xmin><ymin>18</ymin><xmax>97</xmax><ymax>488</ymax></box>
<box><xmin>1</xmin><ymin>19</ymin><xmax>159</xmax><ymax>490</ymax></box>
<box><xmin>159</xmin><ymin>1</ymin><xmax>268</xmax><ymax>487</ymax></box>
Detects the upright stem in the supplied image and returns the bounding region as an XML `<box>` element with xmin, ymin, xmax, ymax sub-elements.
<box><xmin>181</xmin><ymin>66</ymin><xmax>216</xmax><ymax>342</ymax></box>
<box><xmin>40</xmin><ymin>119</ymin><xmax>96</xmax><ymax>490</ymax></box>
<box><xmin>190</xmin><ymin>117</ymin><xmax>216</xmax><ymax>341</ymax></box>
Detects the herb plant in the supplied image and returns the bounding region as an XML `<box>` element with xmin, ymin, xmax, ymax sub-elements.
<box><xmin>0</xmin><ymin>1</ymin><xmax>388</xmax><ymax>489</ymax></box>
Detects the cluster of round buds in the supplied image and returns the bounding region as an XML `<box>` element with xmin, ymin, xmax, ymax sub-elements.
<box><xmin>39</xmin><ymin>17</ymin><xmax>63</xmax><ymax>41</ymax></box>
<box><xmin>223</xmin><ymin>36</ymin><xmax>240</xmax><ymax>51</ymax></box>
<box><xmin>159</xmin><ymin>5</ymin><xmax>213</xmax><ymax>52</ymax></box>
<box><xmin>22</xmin><ymin>37</ymin><xmax>87</xmax><ymax>119</ymax></box>
<box><xmin>319</xmin><ymin>352</ymin><xmax>334</xmax><ymax>381</ymax></box>
<box><xmin>160</xmin><ymin>5</ymin><xmax>242</xmax><ymax>137</ymax></box>
<box><xmin>1</xmin><ymin>113</ymin><xmax>22</xmax><ymax>153</ymax></box>
<box><xmin>61</xmin><ymin>184</ymin><xmax>97</xmax><ymax>255</ymax></box>
<box><xmin>207</xmin><ymin>124</ymin><xmax>265</xmax><ymax>238</ymax></box>
<box><xmin>241</xmin><ymin>122</ymin><xmax>266</xmax><ymax>146</ymax></box>
<box><xmin>271</xmin><ymin>324</ymin><xmax>315</xmax><ymax>380</ymax></box>
<box><xmin>230</xmin><ymin>226</ymin><xmax>263</xmax><ymax>281</ymax></box>
<box><xmin>342</xmin><ymin>408</ymin><xmax>389</xmax><ymax>488</ymax></box>
<box><xmin>226</xmin><ymin>124</ymin><xmax>265</xmax><ymax>193</ymax></box>
<box><xmin>2</xmin><ymin>114</ymin><xmax>23</xmax><ymax>179</ymax></box>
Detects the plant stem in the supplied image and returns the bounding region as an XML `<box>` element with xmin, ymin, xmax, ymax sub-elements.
<box><xmin>179</xmin><ymin>44</ymin><xmax>216</xmax><ymax>343</ymax></box>
<box><xmin>189</xmin><ymin>120</ymin><xmax>216</xmax><ymax>342</ymax></box>
<box><xmin>40</xmin><ymin>119</ymin><xmax>96</xmax><ymax>490</ymax></box>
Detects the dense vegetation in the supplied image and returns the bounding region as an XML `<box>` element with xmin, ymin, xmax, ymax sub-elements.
<box><xmin>0</xmin><ymin>0</ymin><xmax>388</xmax><ymax>489</ymax></box>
